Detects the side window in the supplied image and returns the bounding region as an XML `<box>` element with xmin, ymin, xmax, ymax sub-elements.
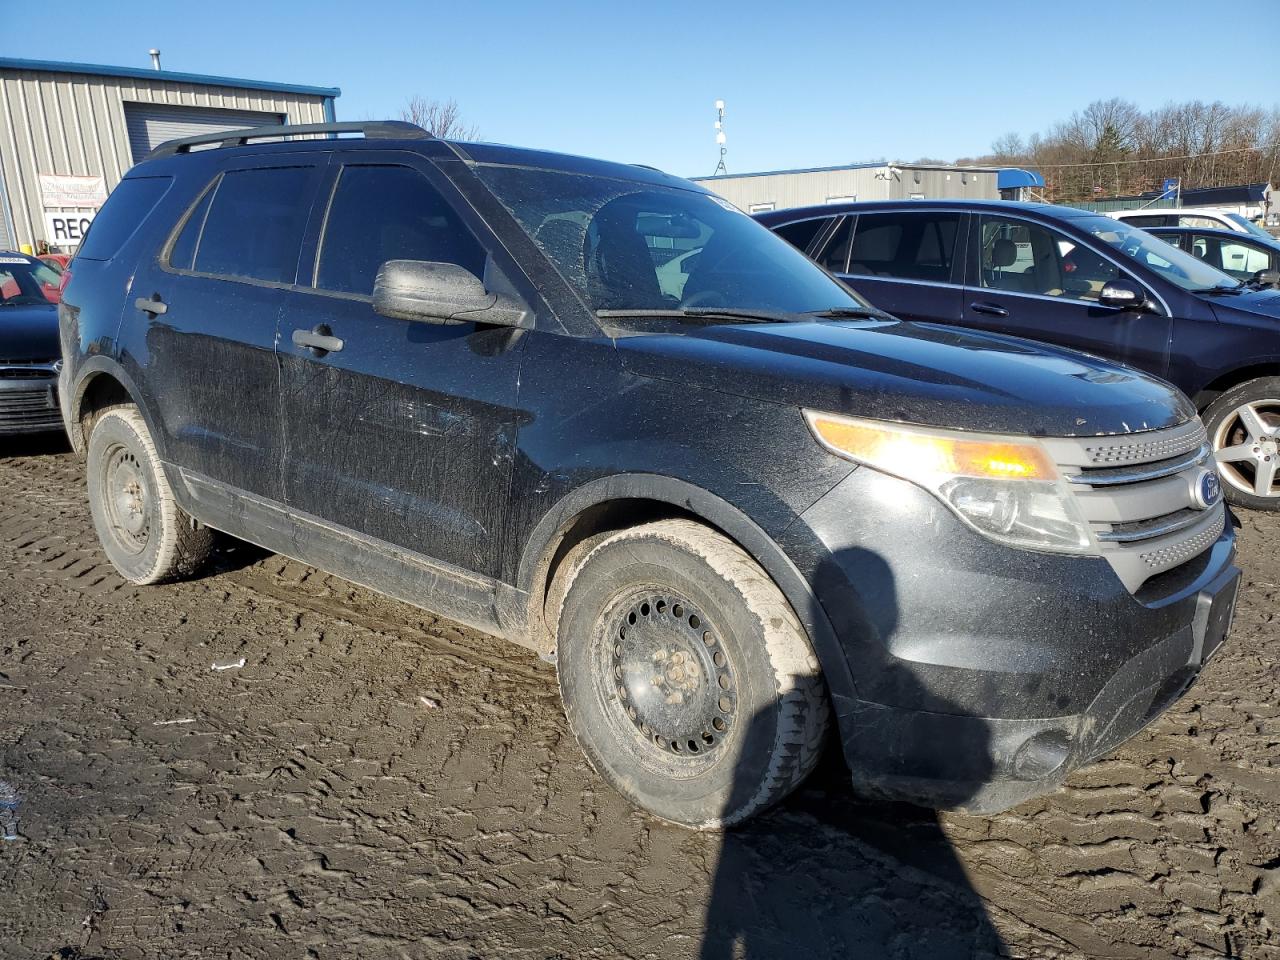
<box><xmin>1180</xmin><ymin>215</ymin><xmax>1224</xmax><ymax>230</ymax></box>
<box><xmin>848</xmin><ymin>212</ymin><xmax>961</xmax><ymax>283</ymax></box>
<box><xmin>315</xmin><ymin>165</ymin><xmax>486</xmax><ymax>295</ymax></box>
<box><xmin>167</xmin><ymin>183</ymin><xmax>216</xmax><ymax>271</ymax></box>
<box><xmin>820</xmin><ymin>218</ymin><xmax>852</xmax><ymax>272</ymax></box>
<box><xmin>773</xmin><ymin>218</ymin><xmax>825</xmax><ymax>255</ymax></box>
<box><xmin>76</xmin><ymin>177</ymin><xmax>173</xmax><ymax>261</ymax></box>
<box><xmin>1121</xmin><ymin>214</ymin><xmax>1171</xmax><ymax>228</ymax></box>
<box><xmin>1218</xmin><ymin>239</ymin><xmax>1271</xmax><ymax>278</ymax></box>
<box><xmin>1157</xmin><ymin>232</ymin><xmax>1185</xmax><ymax>251</ymax></box>
<box><xmin>980</xmin><ymin>216</ymin><xmax>1119</xmax><ymax>302</ymax></box>
<box><xmin>191</xmin><ymin>167</ymin><xmax>315</xmax><ymax>283</ymax></box>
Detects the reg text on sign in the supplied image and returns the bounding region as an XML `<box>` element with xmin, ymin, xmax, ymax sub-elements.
<box><xmin>43</xmin><ymin>211</ymin><xmax>95</xmax><ymax>246</ymax></box>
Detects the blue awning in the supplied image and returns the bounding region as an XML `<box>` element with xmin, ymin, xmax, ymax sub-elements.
<box><xmin>998</xmin><ymin>168</ymin><xmax>1045</xmax><ymax>190</ymax></box>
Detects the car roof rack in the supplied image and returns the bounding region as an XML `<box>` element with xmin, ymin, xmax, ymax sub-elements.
<box><xmin>147</xmin><ymin>120</ymin><xmax>432</xmax><ymax>159</ymax></box>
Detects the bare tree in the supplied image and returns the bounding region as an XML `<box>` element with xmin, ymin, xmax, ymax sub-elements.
<box><xmin>399</xmin><ymin>96</ymin><xmax>479</xmax><ymax>140</ymax></box>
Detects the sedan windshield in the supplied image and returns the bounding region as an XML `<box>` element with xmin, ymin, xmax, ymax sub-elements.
<box><xmin>1225</xmin><ymin>213</ymin><xmax>1274</xmax><ymax>240</ymax></box>
<box><xmin>473</xmin><ymin>165</ymin><xmax>873</xmax><ymax>316</ymax></box>
<box><xmin>1071</xmin><ymin>215</ymin><xmax>1238</xmax><ymax>293</ymax></box>
<box><xmin>0</xmin><ymin>256</ymin><xmax>60</xmax><ymax>306</ymax></box>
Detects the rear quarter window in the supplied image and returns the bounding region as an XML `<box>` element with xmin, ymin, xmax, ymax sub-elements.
<box><xmin>76</xmin><ymin>177</ymin><xmax>173</xmax><ymax>261</ymax></box>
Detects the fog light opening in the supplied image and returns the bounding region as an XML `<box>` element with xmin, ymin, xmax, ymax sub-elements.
<box><xmin>1012</xmin><ymin>729</ymin><xmax>1072</xmax><ymax>781</ymax></box>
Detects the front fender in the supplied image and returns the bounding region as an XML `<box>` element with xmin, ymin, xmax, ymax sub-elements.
<box><xmin>510</xmin><ymin>472</ymin><xmax>860</xmax><ymax>715</ymax></box>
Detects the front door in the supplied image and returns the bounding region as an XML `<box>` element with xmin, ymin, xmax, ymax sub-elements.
<box><xmin>129</xmin><ymin>157</ymin><xmax>326</xmax><ymax>505</ymax></box>
<box><xmin>277</xmin><ymin>155</ymin><xmax>528</xmax><ymax>580</ymax></box>
<box><xmin>959</xmin><ymin>213</ymin><xmax>1173</xmax><ymax>379</ymax></box>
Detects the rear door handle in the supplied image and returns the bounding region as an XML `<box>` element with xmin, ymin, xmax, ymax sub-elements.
<box><xmin>135</xmin><ymin>294</ymin><xmax>167</xmax><ymax>316</ymax></box>
<box><xmin>292</xmin><ymin>325</ymin><xmax>344</xmax><ymax>356</ymax></box>
<box><xmin>969</xmin><ymin>301</ymin><xmax>1009</xmax><ymax>318</ymax></box>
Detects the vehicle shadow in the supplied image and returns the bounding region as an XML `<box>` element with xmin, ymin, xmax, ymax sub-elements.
<box><xmin>699</xmin><ymin>548</ymin><xmax>1003</xmax><ymax>959</ymax></box>
<box><xmin>0</xmin><ymin>431</ymin><xmax>71</xmax><ymax>458</ymax></box>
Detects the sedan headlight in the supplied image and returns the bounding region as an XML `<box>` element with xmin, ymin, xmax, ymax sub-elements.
<box><xmin>804</xmin><ymin>410</ymin><xmax>1096</xmax><ymax>554</ymax></box>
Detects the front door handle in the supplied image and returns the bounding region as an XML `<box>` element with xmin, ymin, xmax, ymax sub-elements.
<box><xmin>292</xmin><ymin>325</ymin><xmax>344</xmax><ymax>356</ymax></box>
<box><xmin>135</xmin><ymin>294</ymin><xmax>167</xmax><ymax>316</ymax></box>
<box><xmin>969</xmin><ymin>301</ymin><xmax>1010</xmax><ymax>318</ymax></box>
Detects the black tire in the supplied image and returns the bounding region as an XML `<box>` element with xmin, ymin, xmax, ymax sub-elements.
<box><xmin>555</xmin><ymin>519</ymin><xmax>828</xmax><ymax>829</ymax></box>
<box><xmin>1204</xmin><ymin>377</ymin><xmax>1280</xmax><ymax>511</ymax></box>
<box><xmin>85</xmin><ymin>406</ymin><xmax>214</xmax><ymax>584</ymax></box>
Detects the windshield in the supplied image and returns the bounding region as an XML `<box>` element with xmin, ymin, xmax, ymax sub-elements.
<box><xmin>473</xmin><ymin>165</ymin><xmax>873</xmax><ymax>316</ymax></box>
<box><xmin>0</xmin><ymin>256</ymin><xmax>60</xmax><ymax>306</ymax></box>
<box><xmin>1071</xmin><ymin>215</ymin><xmax>1237</xmax><ymax>292</ymax></box>
<box><xmin>1225</xmin><ymin>213</ymin><xmax>1273</xmax><ymax>240</ymax></box>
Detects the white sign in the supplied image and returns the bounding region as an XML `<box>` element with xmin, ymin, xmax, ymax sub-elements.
<box><xmin>39</xmin><ymin>174</ymin><xmax>107</xmax><ymax>209</ymax></box>
<box><xmin>44</xmin><ymin>211</ymin><xmax>95</xmax><ymax>246</ymax></box>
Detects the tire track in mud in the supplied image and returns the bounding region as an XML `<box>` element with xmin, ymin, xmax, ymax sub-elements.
<box><xmin>1</xmin><ymin>443</ymin><xmax>1279</xmax><ymax>959</ymax></box>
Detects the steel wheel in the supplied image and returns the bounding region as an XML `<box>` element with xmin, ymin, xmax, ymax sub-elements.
<box><xmin>99</xmin><ymin>441</ymin><xmax>152</xmax><ymax>554</ymax></box>
<box><xmin>1213</xmin><ymin>398</ymin><xmax>1280</xmax><ymax>499</ymax></box>
<box><xmin>602</xmin><ymin>590</ymin><xmax>737</xmax><ymax>762</ymax></box>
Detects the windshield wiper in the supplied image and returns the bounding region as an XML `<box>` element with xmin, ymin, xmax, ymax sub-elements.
<box><xmin>595</xmin><ymin>308</ymin><xmax>796</xmax><ymax>324</ymax></box>
<box><xmin>1197</xmin><ymin>283</ymin><xmax>1245</xmax><ymax>296</ymax></box>
<box><xmin>805</xmin><ymin>306</ymin><xmax>894</xmax><ymax>321</ymax></box>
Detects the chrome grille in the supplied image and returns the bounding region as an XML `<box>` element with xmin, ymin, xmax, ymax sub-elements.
<box><xmin>1041</xmin><ymin>419</ymin><xmax>1226</xmax><ymax>593</ymax></box>
<box><xmin>1082</xmin><ymin>424</ymin><xmax>1207</xmax><ymax>465</ymax></box>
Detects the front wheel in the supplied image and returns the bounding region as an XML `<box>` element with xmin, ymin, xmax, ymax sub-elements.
<box><xmin>555</xmin><ymin>519</ymin><xmax>828</xmax><ymax>829</ymax></box>
<box><xmin>1205</xmin><ymin>377</ymin><xmax>1280</xmax><ymax>511</ymax></box>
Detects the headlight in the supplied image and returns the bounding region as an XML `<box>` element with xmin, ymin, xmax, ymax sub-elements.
<box><xmin>804</xmin><ymin>410</ymin><xmax>1096</xmax><ymax>554</ymax></box>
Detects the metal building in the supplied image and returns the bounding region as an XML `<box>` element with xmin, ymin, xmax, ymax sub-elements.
<box><xmin>691</xmin><ymin>161</ymin><xmax>1000</xmax><ymax>213</ymax></box>
<box><xmin>0</xmin><ymin>57</ymin><xmax>339</xmax><ymax>253</ymax></box>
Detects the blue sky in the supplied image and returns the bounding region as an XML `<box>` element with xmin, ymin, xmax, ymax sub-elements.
<box><xmin>17</xmin><ymin>0</ymin><xmax>1280</xmax><ymax>178</ymax></box>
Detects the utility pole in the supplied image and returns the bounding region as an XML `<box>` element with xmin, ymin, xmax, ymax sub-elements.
<box><xmin>713</xmin><ymin>100</ymin><xmax>727</xmax><ymax>176</ymax></box>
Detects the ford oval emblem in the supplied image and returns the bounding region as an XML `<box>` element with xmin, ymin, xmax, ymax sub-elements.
<box><xmin>1190</xmin><ymin>468</ymin><xmax>1221</xmax><ymax>510</ymax></box>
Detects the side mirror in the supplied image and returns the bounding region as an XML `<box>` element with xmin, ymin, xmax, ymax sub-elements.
<box><xmin>1252</xmin><ymin>268</ymin><xmax>1280</xmax><ymax>288</ymax></box>
<box><xmin>372</xmin><ymin>260</ymin><xmax>531</xmax><ymax>328</ymax></box>
<box><xmin>1098</xmin><ymin>279</ymin><xmax>1150</xmax><ymax>311</ymax></box>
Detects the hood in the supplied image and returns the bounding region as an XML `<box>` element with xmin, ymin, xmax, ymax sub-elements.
<box><xmin>615</xmin><ymin>318</ymin><xmax>1194</xmax><ymax>438</ymax></box>
<box><xmin>0</xmin><ymin>303</ymin><xmax>60</xmax><ymax>363</ymax></box>
<box><xmin>1207</xmin><ymin>286</ymin><xmax>1280</xmax><ymax>321</ymax></box>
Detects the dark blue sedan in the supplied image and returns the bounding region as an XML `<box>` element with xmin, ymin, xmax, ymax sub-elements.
<box><xmin>759</xmin><ymin>199</ymin><xmax>1280</xmax><ymax>510</ymax></box>
<box><xmin>0</xmin><ymin>252</ymin><xmax>64</xmax><ymax>435</ymax></box>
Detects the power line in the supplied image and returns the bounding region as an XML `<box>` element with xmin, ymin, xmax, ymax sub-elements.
<box><xmin>1026</xmin><ymin>146</ymin><xmax>1265</xmax><ymax>170</ymax></box>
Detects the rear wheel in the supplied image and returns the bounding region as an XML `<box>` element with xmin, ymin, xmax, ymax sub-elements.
<box><xmin>86</xmin><ymin>406</ymin><xmax>214</xmax><ymax>583</ymax></box>
<box><xmin>555</xmin><ymin>519</ymin><xmax>828</xmax><ymax>829</ymax></box>
<box><xmin>1205</xmin><ymin>377</ymin><xmax>1280</xmax><ymax>511</ymax></box>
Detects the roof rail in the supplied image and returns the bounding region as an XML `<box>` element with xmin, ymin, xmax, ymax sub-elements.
<box><xmin>147</xmin><ymin>120</ymin><xmax>431</xmax><ymax>159</ymax></box>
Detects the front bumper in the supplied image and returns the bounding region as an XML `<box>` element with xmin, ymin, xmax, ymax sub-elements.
<box><xmin>781</xmin><ymin>466</ymin><xmax>1240</xmax><ymax>814</ymax></box>
<box><xmin>0</xmin><ymin>368</ymin><xmax>62</xmax><ymax>435</ymax></box>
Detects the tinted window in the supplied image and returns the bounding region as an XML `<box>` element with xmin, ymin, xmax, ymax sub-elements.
<box><xmin>193</xmin><ymin>167</ymin><xmax>314</xmax><ymax>283</ymax></box>
<box><xmin>773</xmin><ymin>218</ymin><xmax>824</xmax><ymax>254</ymax></box>
<box><xmin>0</xmin><ymin>256</ymin><xmax>59</xmax><ymax>304</ymax></box>
<box><xmin>980</xmin><ymin>216</ymin><xmax>1119</xmax><ymax>301</ymax></box>
<box><xmin>76</xmin><ymin>177</ymin><xmax>172</xmax><ymax>261</ymax></box>
<box><xmin>821</xmin><ymin>218</ymin><xmax>852</xmax><ymax>272</ymax></box>
<box><xmin>1119</xmin><ymin>214</ymin><xmax>1172</xmax><ymax>228</ymax></box>
<box><xmin>167</xmin><ymin>184</ymin><xmax>215</xmax><ymax>271</ymax></box>
<box><xmin>848</xmin><ymin>212</ymin><xmax>961</xmax><ymax>283</ymax></box>
<box><xmin>315</xmin><ymin>165</ymin><xmax>485</xmax><ymax>295</ymax></box>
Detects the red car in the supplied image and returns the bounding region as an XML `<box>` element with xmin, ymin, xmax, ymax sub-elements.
<box><xmin>38</xmin><ymin>253</ymin><xmax>72</xmax><ymax>272</ymax></box>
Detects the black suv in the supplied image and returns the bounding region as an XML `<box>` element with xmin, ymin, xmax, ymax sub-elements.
<box><xmin>59</xmin><ymin>122</ymin><xmax>1239</xmax><ymax>827</ymax></box>
<box><xmin>760</xmin><ymin>200</ymin><xmax>1280</xmax><ymax>511</ymax></box>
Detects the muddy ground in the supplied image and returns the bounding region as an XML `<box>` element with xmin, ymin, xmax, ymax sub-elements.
<box><xmin>0</xmin><ymin>436</ymin><xmax>1277</xmax><ymax>960</ymax></box>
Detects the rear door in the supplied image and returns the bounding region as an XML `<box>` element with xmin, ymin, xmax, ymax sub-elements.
<box><xmin>276</xmin><ymin>152</ymin><xmax>529</xmax><ymax>579</ymax></box>
<box><xmin>129</xmin><ymin>155</ymin><xmax>326</xmax><ymax>506</ymax></box>
<box><xmin>959</xmin><ymin>213</ymin><xmax>1172</xmax><ymax>378</ymax></box>
<box><xmin>827</xmin><ymin>210</ymin><xmax>967</xmax><ymax>324</ymax></box>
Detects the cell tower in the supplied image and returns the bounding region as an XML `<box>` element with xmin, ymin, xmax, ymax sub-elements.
<box><xmin>713</xmin><ymin>100</ymin><xmax>727</xmax><ymax>176</ymax></box>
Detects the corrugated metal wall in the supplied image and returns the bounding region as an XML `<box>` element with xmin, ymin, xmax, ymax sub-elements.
<box><xmin>693</xmin><ymin>165</ymin><xmax>1000</xmax><ymax>212</ymax></box>
<box><xmin>0</xmin><ymin>66</ymin><xmax>329</xmax><ymax>250</ymax></box>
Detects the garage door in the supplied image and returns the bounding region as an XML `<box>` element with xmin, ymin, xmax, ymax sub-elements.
<box><xmin>124</xmin><ymin>103</ymin><xmax>285</xmax><ymax>163</ymax></box>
